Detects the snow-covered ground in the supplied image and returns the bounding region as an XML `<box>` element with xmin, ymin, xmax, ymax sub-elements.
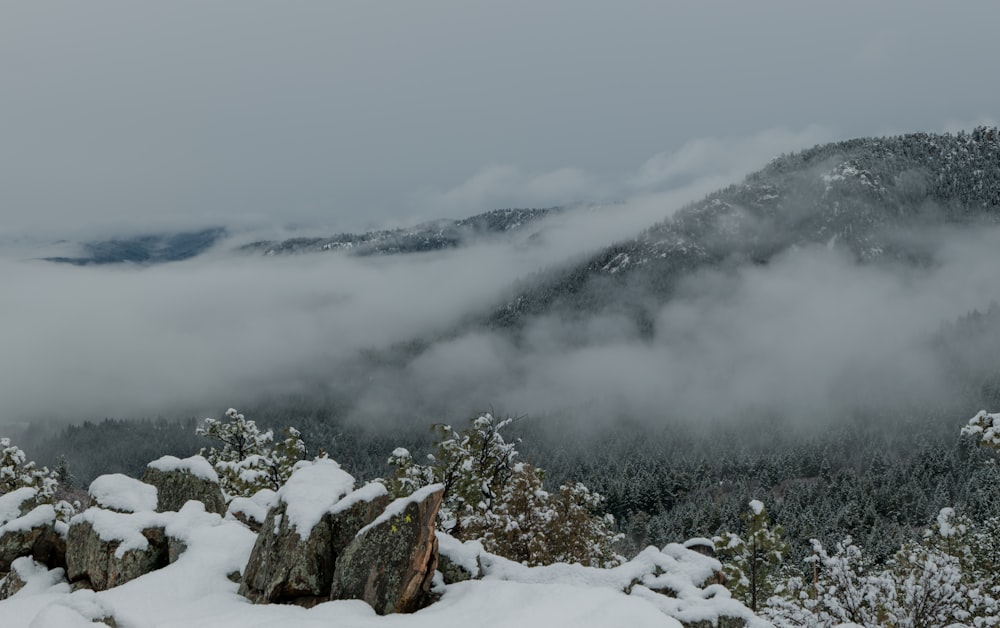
<box><xmin>0</xmin><ymin>502</ymin><xmax>769</xmax><ymax>628</ymax></box>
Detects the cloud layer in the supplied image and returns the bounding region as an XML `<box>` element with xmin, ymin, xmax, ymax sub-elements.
<box><xmin>3</xmin><ymin>128</ymin><xmax>1000</xmax><ymax>430</ymax></box>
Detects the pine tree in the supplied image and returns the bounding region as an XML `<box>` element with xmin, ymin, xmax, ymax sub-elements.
<box><xmin>197</xmin><ymin>408</ymin><xmax>307</xmax><ymax>499</ymax></box>
<box><xmin>387</xmin><ymin>413</ymin><xmax>622</xmax><ymax>567</ymax></box>
<box><xmin>714</xmin><ymin>500</ymin><xmax>789</xmax><ymax>612</ymax></box>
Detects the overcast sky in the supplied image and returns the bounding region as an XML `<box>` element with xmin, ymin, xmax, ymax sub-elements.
<box><xmin>2</xmin><ymin>1</ymin><xmax>998</xmax><ymax>238</ymax></box>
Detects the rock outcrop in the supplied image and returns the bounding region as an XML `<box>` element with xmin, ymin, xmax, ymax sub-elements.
<box><xmin>331</xmin><ymin>484</ymin><xmax>444</xmax><ymax>615</ymax></box>
<box><xmin>143</xmin><ymin>455</ymin><xmax>225</xmax><ymax>515</ymax></box>
<box><xmin>436</xmin><ymin>532</ymin><xmax>483</xmax><ymax>584</ymax></box>
<box><xmin>0</xmin><ymin>504</ymin><xmax>65</xmax><ymax>573</ymax></box>
<box><xmin>239</xmin><ymin>460</ymin><xmax>389</xmax><ymax>607</ymax></box>
<box><xmin>64</xmin><ymin>511</ymin><xmax>169</xmax><ymax>591</ymax></box>
<box><xmin>225</xmin><ymin>489</ymin><xmax>276</xmax><ymax>533</ymax></box>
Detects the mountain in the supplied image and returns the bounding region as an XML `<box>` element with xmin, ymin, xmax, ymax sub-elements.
<box><xmin>238</xmin><ymin>207</ymin><xmax>559</xmax><ymax>257</ymax></box>
<box><xmin>43</xmin><ymin>227</ymin><xmax>226</xmax><ymax>266</ymax></box>
<box><xmin>488</xmin><ymin>128</ymin><xmax>1000</xmax><ymax>330</ymax></box>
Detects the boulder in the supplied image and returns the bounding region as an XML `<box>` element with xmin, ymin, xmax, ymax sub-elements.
<box><xmin>240</xmin><ymin>481</ymin><xmax>389</xmax><ymax>607</ymax></box>
<box><xmin>226</xmin><ymin>489</ymin><xmax>277</xmax><ymax>533</ymax></box>
<box><xmin>64</xmin><ymin>510</ymin><xmax>169</xmax><ymax>591</ymax></box>
<box><xmin>0</xmin><ymin>504</ymin><xmax>65</xmax><ymax>572</ymax></box>
<box><xmin>436</xmin><ymin>532</ymin><xmax>483</xmax><ymax>584</ymax></box>
<box><xmin>331</xmin><ymin>484</ymin><xmax>444</xmax><ymax>615</ymax></box>
<box><xmin>0</xmin><ymin>556</ymin><xmax>68</xmax><ymax>601</ymax></box>
<box><xmin>143</xmin><ymin>456</ymin><xmax>225</xmax><ymax>515</ymax></box>
<box><xmin>0</xmin><ymin>559</ymin><xmax>29</xmax><ymax>599</ymax></box>
<box><xmin>0</xmin><ymin>487</ymin><xmax>40</xmax><ymax>525</ymax></box>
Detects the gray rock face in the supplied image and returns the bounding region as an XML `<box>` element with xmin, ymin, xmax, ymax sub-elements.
<box><xmin>65</xmin><ymin>519</ymin><xmax>168</xmax><ymax>591</ymax></box>
<box><xmin>0</xmin><ymin>505</ymin><xmax>65</xmax><ymax>573</ymax></box>
<box><xmin>437</xmin><ymin>553</ymin><xmax>476</xmax><ymax>584</ymax></box>
<box><xmin>239</xmin><ymin>492</ymin><xmax>390</xmax><ymax>607</ymax></box>
<box><xmin>142</xmin><ymin>466</ymin><xmax>225</xmax><ymax>515</ymax></box>
<box><xmin>331</xmin><ymin>487</ymin><xmax>444</xmax><ymax>615</ymax></box>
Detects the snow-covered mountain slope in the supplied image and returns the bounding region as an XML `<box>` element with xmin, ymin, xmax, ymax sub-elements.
<box><xmin>489</xmin><ymin>128</ymin><xmax>1000</xmax><ymax>329</ymax></box>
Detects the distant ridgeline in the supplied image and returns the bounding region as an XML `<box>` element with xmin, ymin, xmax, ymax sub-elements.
<box><xmin>43</xmin><ymin>227</ymin><xmax>226</xmax><ymax>266</ymax></box>
<box><xmin>489</xmin><ymin>128</ymin><xmax>1000</xmax><ymax>329</ymax></box>
<box><xmin>237</xmin><ymin>207</ymin><xmax>559</xmax><ymax>257</ymax></box>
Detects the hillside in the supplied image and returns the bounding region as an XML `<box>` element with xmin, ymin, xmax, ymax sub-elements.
<box><xmin>238</xmin><ymin>207</ymin><xmax>561</xmax><ymax>257</ymax></box>
<box><xmin>489</xmin><ymin>128</ymin><xmax>1000</xmax><ymax>330</ymax></box>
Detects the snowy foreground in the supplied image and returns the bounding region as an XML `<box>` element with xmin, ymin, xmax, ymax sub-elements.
<box><xmin>0</xmin><ymin>499</ymin><xmax>769</xmax><ymax>628</ymax></box>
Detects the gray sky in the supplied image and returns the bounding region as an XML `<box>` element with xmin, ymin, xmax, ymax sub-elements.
<box><xmin>2</xmin><ymin>1</ymin><xmax>998</xmax><ymax>237</ymax></box>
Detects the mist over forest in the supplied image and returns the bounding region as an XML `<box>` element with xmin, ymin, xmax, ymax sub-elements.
<box><xmin>5</xmin><ymin>130</ymin><xmax>1000</xmax><ymax>580</ymax></box>
<box><xmin>6</xmin><ymin>4</ymin><xmax>1000</xmax><ymax>625</ymax></box>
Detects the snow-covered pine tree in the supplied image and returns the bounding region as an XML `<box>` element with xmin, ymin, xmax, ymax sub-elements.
<box><xmin>0</xmin><ymin>436</ymin><xmax>58</xmax><ymax>500</ymax></box>
<box><xmin>714</xmin><ymin>499</ymin><xmax>788</xmax><ymax>612</ymax></box>
<box><xmin>387</xmin><ymin>413</ymin><xmax>621</xmax><ymax>567</ymax></box>
<box><xmin>963</xmin><ymin>410</ymin><xmax>1000</xmax><ymax>455</ymax></box>
<box><xmin>197</xmin><ymin>408</ymin><xmax>307</xmax><ymax>499</ymax></box>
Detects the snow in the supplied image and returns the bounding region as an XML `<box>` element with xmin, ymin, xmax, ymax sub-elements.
<box><xmin>683</xmin><ymin>537</ymin><xmax>714</xmax><ymax>551</ymax></box>
<box><xmin>437</xmin><ymin>532</ymin><xmax>484</xmax><ymax>577</ymax></box>
<box><xmin>357</xmin><ymin>483</ymin><xmax>445</xmax><ymax>537</ymax></box>
<box><xmin>0</xmin><ymin>505</ymin><xmax>55</xmax><ymax>535</ymax></box>
<box><xmin>0</xmin><ymin>507</ymin><xmax>768</xmax><ymax>628</ymax></box>
<box><xmin>3</xmin><ymin>456</ymin><xmax>767</xmax><ymax>627</ymax></box>
<box><xmin>275</xmin><ymin>457</ymin><xmax>356</xmax><ymax>537</ymax></box>
<box><xmin>0</xmin><ymin>487</ymin><xmax>38</xmax><ymax>525</ymax></box>
<box><xmin>749</xmin><ymin>499</ymin><xmax>765</xmax><ymax>516</ymax></box>
<box><xmin>88</xmin><ymin>474</ymin><xmax>158</xmax><ymax>513</ymax></box>
<box><xmin>225</xmin><ymin>489</ymin><xmax>276</xmax><ymax>527</ymax></box>
<box><xmin>148</xmin><ymin>455</ymin><xmax>219</xmax><ymax>484</ymax></box>
<box><xmin>70</xmin><ymin>508</ymin><xmax>172</xmax><ymax>558</ymax></box>
<box><xmin>936</xmin><ymin>507</ymin><xmax>965</xmax><ymax>539</ymax></box>
<box><xmin>329</xmin><ymin>481</ymin><xmax>388</xmax><ymax>516</ymax></box>
<box><xmin>2</xmin><ymin>558</ymin><xmax>68</xmax><ymax>599</ymax></box>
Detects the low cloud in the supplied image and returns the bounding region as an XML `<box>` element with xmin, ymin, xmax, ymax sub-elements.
<box><xmin>3</xmin><ymin>127</ymin><xmax>997</xmax><ymax>434</ymax></box>
<box><xmin>345</xmin><ymin>225</ymin><xmax>1000</xmax><ymax>429</ymax></box>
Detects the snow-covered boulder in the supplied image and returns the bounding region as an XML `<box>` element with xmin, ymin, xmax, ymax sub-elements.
<box><xmin>0</xmin><ymin>488</ymin><xmax>39</xmax><ymax>527</ymax></box>
<box><xmin>0</xmin><ymin>503</ymin><xmax>65</xmax><ymax>573</ymax></box>
<box><xmin>239</xmin><ymin>459</ymin><xmax>389</xmax><ymax>607</ymax></box>
<box><xmin>225</xmin><ymin>489</ymin><xmax>276</xmax><ymax>532</ymax></box>
<box><xmin>64</xmin><ymin>509</ymin><xmax>170</xmax><ymax>591</ymax></box>
<box><xmin>142</xmin><ymin>455</ymin><xmax>225</xmax><ymax>515</ymax></box>
<box><xmin>88</xmin><ymin>474</ymin><xmax>157</xmax><ymax>514</ymax></box>
<box><xmin>436</xmin><ymin>531</ymin><xmax>483</xmax><ymax>584</ymax></box>
<box><xmin>331</xmin><ymin>484</ymin><xmax>444</xmax><ymax>615</ymax></box>
<box><xmin>0</xmin><ymin>556</ymin><xmax>68</xmax><ymax>602</ymax></box>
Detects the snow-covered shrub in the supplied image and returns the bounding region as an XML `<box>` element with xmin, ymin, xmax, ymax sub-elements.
<box><xmin>714</xmin><ymin>500</ymin><xmax>788</xmax><ymax>612</ymax></box>
<box><xmin>387</xmin><ymin>414</ymin><xmax>622</xmax><ymax>567</ymax></box>
<box><xmin>762</xmin><ymin>537</ymin><xmax>893</xmax><ymax>627</ymax></box>
<box><xmin>0</xmin><ymin>437</ymin><xmax>58</xmax><ymax>501</ymax></box>
<box><xmin>963</xmin><ymin>410</ymin><xmax>1000</xmax><ymax>452</ymax></box>
<box><xmin>197</xmin><ymin>408</ymin><xmax>306</xmax><ymax>499</ymax></box>
<box><xmin>764</xmin><ymin>510</ymin><xmax>1000</xmax><ymax>627</ymax></box>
